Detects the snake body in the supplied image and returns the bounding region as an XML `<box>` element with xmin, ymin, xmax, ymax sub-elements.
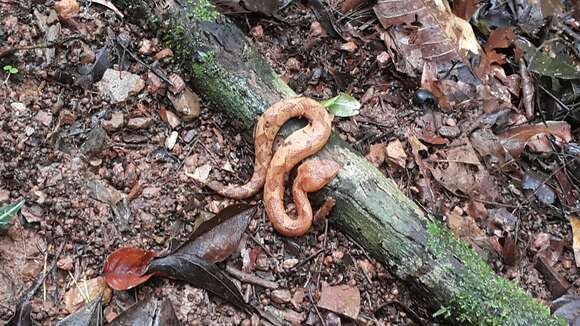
<box><xmin>208</xmin><ymin>97</ymin><xmax>339</xmax><ymax>237</ymax></box>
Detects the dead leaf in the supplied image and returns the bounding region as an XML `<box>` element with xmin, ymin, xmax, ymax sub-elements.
<box><xmin>108</xmin><ymin>297</ymin><xmax>179</xmax><ymax>326</ymax></box>
<box><xmin>499</xmin><ymin>121</ymin><xmax>572</xmax><ymax>159</ymax></box>
<box><xmin>317</xmin><ymin>284</ymin><xmax>360</xmax><ymax>319</ymax></box>
<box><xmin>186</xmin><ymin>163</ymin><xmax>212</xmax><ymax>183</ymax></box>
<box><xmin>464</xmin><ymin>201</ymin><xmax>488</xmax><ymax>220</ymax></box>
<box><xmin>447</xmin><ymin>206</ymin><xmax>485</xmax><ymax>239</ymax></box>
<box><xmin>91</xmin><ymin>0</ymin><xmax>124</xmax><ymax>17</ymax></box>
<box><xmin>570</xmin><ymin>217</ymin><xmax>580</xmax><ymax>268</ymax></box>
<box><xmin>55</xmin><ymin>0</ymin><xmax>80</xmax><ymax>20</ymax></box>
<box><xmin>535</xmin><ymin>255</ymin><xmax>570</xmax><ymax>297</ymax></box>
<box><xmin>56</xmin><ymin>297</ymin><xmax>102</xmax><ymax>325</ymax></box>
<box><xmin>530</xmin><ymin>233</ymin><xmax>564</xmax><ymax>266</ymax></box>
<box><xmin>64</xmin><ymin>277</ymin><xmax>112</xmax><ymax>313</ymax></box>
<box><xmin>366</xmin><ymin>143</ymin><xmax>386</xmax><ymax>167</ymax></box>
<box><xmin>500</xmin><ymin>235</ymin><xmax>519</xmax><ymax>266</ymax></box>
<box><xmin>103</xmin><ymin>247</ymin><xmax>157</xmax><ymax>291</ymax></box>
<box><xmin>385</xmin><ymin>139</ymin><xmax>407</xmax><ymax>168</ymax></box>
<box><xmin>522</xmin><ymin>171</ymin><xmax>556</xmax><ymax>205</ymax></box>
<box><xmin>175</xmin><ymin>204</ymin><xmax>256</xmax><ymax>263</ymax></box>
<box><xmin>428</xmin><ymin>143</ymin><xmax>499</xmax><ymax>201</ymax></box>
<box><xmin>451</xmin><ymin>0</ymin><xmax>477</xmax><ymax>20</ymax></box>
<box><xmin>374</xmin><ymin>0</ymin><xmax>481</xmax><ymax>69</ymax></box>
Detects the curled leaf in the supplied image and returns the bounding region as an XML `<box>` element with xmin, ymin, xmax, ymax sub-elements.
<box><xmin>0</xmin><ymin>199</ymin><xmax>25</xmax><ymax>231</ymax></box>
<box><xmin>320</xmin><ymin>93</ymin><xmax>361</xmax><ymax>117</ymax></box>
<box><xmin>103</xmin><ymin>247</ymin><xmax>156</xmax><ymax>291</ymax></box>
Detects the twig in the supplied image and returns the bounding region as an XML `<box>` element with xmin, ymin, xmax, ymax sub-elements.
<box><xmin>225</xmin><ymin>265</ymin><xmax>279</xmax><ymax>289</ymax></box>
<box><xmin>0</xmin><ymin>35</ymin><xmax>83</xmax><ymax>58</ymax></box>
<box><xmin>287</xmin><ymin>248</ymin><xmax>328</xmax><ymax>272</ymax></box>
<box><xmin>308</xmin><ymin>287</ymin><xmax>326</xmax><ymax>326</ymax></box>
<box><xmin>114</xmin><ymin>38</ymin><xmax>174</xmax><ymax>87</ymax></box>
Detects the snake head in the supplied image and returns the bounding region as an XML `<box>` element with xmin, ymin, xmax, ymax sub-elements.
<box><xmin>295</xmin><ymin>159</ymin><xmax>340</xmax><ymax>193</ymax></box>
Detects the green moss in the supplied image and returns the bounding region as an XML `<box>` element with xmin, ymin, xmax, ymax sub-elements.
<box><xmin>186</xmin><ymin>0</ymin><xmax>219</xmax><ymax>22</ymax></box>
<box><xmin>426</xmin><ymin>221</ymin><xmax>566</xmax><ymax>326</ymax></box>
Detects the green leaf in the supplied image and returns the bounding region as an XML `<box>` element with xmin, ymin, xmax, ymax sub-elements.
<box><xmin>320</xmin><ymin>93</ymin><xmax>361</xmax><ymax>117</ymax></box>
<box><xmin>519</xmin><ymin>41</ymin><xmax>580</xmax><ymax>80</ymax></box>
<box><xmin>9</xmin><ymin>67</ymin><xmax>18</xmax><ymax>74</ymax></box>
<box><xmin>0</xmin><ymin>199</ymin><xmax>25</xmax><ymax>231</ymax></box>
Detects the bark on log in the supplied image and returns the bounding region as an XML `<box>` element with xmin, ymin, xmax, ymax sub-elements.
<box><xmin>116</xmin><ymin>1</ymin><xmax>565</xmax><ymax>325</ymax></box>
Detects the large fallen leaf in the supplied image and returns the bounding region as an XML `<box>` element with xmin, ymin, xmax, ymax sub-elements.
<box><xmin>498</xmin><ymin>121</ymin><xmax>572</xmax><ymax>159</ymax></box>
<box><xmin>146</xmin><ymin>253</ymin><xmax>253</xmax><ymax>313</ymax></box>
<box><xmin>428</xmin><ymin>143</ymin><xmax>499</xmax><ymax>201</ymax></box>
<box><xmin>385</xmin><ymin>139</ymin><xmax>407</xmax><ymax>168</ymax></box>
<box><xmin>56</xmin><ymin>297</ymin><xmax>102</xmax><ymax>326</ymax></box>
<box><xmin>317</xmin><ymin>284</ymin><xmax>360</xmax><ymax>319</ymax></box>
<box><xmin>374</xmin><ymin>0</ymin><xmax>481</xmax><ymax>71</ymax></box>
<box><xmin>520</xmin><ymin>39</ymin><xmax>580</xmax><ymax>80</ymax></box>
<box><xmin>0</xmin><ymin>199</ymin><xmax>25</xmax><ymax>232</ymax></box>
<box><xmin>175</xmin><ymin>204</ymin><xmax>256</xmax><ymax>263</ymax></box>
<box><xmin>103</xmin><ymin>247</ymin><xmax>156</xmax><ymax>291</ymax></box>
<box><xmin>108</xmin><ymin>297</ymin><xmax>179</xmax><ymax>326</ymax></box>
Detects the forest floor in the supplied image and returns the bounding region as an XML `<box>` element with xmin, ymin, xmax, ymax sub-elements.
<box><xmin>0</xmin><ymin>0</ymin><xmax>578</xmax><ymax>325</ymax></box>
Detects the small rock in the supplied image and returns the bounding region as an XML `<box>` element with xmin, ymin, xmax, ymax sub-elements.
<box><xmin>250</xmin><ymin>25</ymin><xmax>264</xmax><ymax>38</ymax></box>
<box><xmin>127</xmin><ymin>117</ymin><xmax>153</xmax><ymax>129</ymax></box>
<box><xmin>101</xmin><ymin>112</ymin><xmax>125</xmax><ymax>130</ymax></box>
<box><xmin>64</xmin><ymin>276</ymin><xmax>112</xmax><ymax>313</ymax></box>
<box><xmin>309</xmin><ymin>21</ymin><xmax>325</xmax><ymax>38</ymax></box>
<box><xmin>54</xmin><ymin>0</ymin><xmax>79</xmax><ymax>20</ymax></box>
<box><xmin>35</xmin><ymin>111</ymin><xmax>53</xmax><ymax>127</ymax></box>
<box><xmin>21</xmin><ymin>261</ymin><xmax>43</xmax><ymax>279</ymax></box>
<box><xmin>79</xmin><ymin>44</ymin><xmax>95</xmax><ymax>64</ymax></box>
<box><xmin>291</xmin><ymin>288</ymin><xmax>305</xmax><ymax>310</ymax></box>
<box><xmin>138</xmin><ymin>39</ymin><xmax>154</xmax><ymax>55</ymax></box>
<box><xmin>438</xmin><ymin>125</ymin><xmax>461</xmax><ymax>139</ymax></box>
<box><xmin>168</xmin><ymin>74</ymin><xmax>186</xmax><ymax>94</ymax></box>
<box><xmin>147</xmin><ymin>71</ymin><xmax>166</xmax><ymax>96</ymax></box>
<box><xmin>445</xmin><ymin>117</ymin><xmax>457</xmax><ymax>126</ymax></box>
<box><xmin>160</xmin><ymin>106</ymin><xmax>181</xmax><ymax>129</ymax></box>
<box><xmin>97</xmin><ymin>69</ymin><xmax>145</xmax><ymax>103</ymax></box>
<box><xmin>332</xmin><ymin>250</ymin><xmax>344</xmax><ymax>263</ymax></box>
<box><xmin>340</xmin><ymin>41</ymin><xmax>357</xmax><ymax>52</ymax></box>
<box><xmin>377</xmin><ymin>51</ymin><xmax>391</xmax><ymax>68</ymax></box>
<box><xmin>142</xmin><ymin>187</ymin><xmax>161</xmax><ymax>199</ymax></box>
<box><xmin>282</xmin><ymin>258</ymin><xmax>299</xmax><ymax>269</ymax></box>
<box><xmin>168</xmin><ymin>88</ymin><xmax>201</xmax><ymax>120</ymax></box>
<box><xmin>183</xmin><ymin>129</ymin><xmax>196</xmax><ymax>143</ymax></box>
<box><xmin>189</xmin><ymin>164</ymin><xmax>212</xmax><ymax>183</ymax></box>
<box><xmin>57</xmin><ymin>256</ymin><xmax>74</xmax><ymax>271</ymax></box>
<box><xmin>283</xmin><ymin>309</ymin><xmax>306</xmax><ymax>325</ymax></box>
<box><xmin>357</xmin><ymin>259</ymin><xmax>376</xmax><ymax>280</ymax></box>
<box><xmin>0</xmin><ymin>189</ymin><xmax>9</xmax><ymax>202</ymax></box>
<box><xmin>25</xmin><ymin>126</ymin><xmax>35</xmax><ymax>136</ymax></box>
<box><xmin>271</xmin><ymin>289</ymin><xmax>292</xmax><ymax>304</ymax></box>
<box><xmin>10</xmin><ymin>102</ymin><xmax>27</xmax><ymax>113</ymax></box>
<box><xmin>165</xmin><ymin>131</ymin><xmax>178</xmax><ymax>150</ymax></box>
<box><xmin>80</xmin><ymin>127</ymin><xmax>107</xmax><ymax>156</ymax></box>
<box><xmin>286</xmin><ymin>58</ymin><xmax>301</xmax><ymax>72</ymax></box>
<box><xmin>59</xmin><ymin>109</ymin><xmax>76</xmax><ymax>125</ymax></box>
<box><xmin>154</xmin><ymin>48</ymin><xmax>174</xmax><ymax>60</ymax></box>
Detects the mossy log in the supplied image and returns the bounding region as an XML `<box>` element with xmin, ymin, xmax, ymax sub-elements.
<box><xmin>116</xmin><ymin>0</ymin><xmax>565</xmax><ymax>325</ymax></box>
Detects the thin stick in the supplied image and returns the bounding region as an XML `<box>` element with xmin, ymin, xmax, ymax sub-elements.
<box><xmin>225</xmin><ymin>265</ymin><xmax>279</xmax><ymax>289</ymax></box>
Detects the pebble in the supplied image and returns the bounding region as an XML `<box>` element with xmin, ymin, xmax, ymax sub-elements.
<box><xmin>168</xmin><ymin>88</ymin><xmax>201</xmax><ymax>120</ymax></box>
<box><xmin>0</xmin><ymin>189</ymin><xmax>9</xmax><ymax>202</ymax></box>
<box><xmin>25</xmin><ymin>126</ymin><xmax>35</xmax><ymax>136</ymax></box>
<box><xmin>286</xmin><ymin>58</ymin><xmax>301</xmax><ymax>72</ymax></box>
<box><xmin>101</xmin><ymin>112</ymin><xmax>125</xmax><ymax>130</ymax></box>
<box><xmin>165</xmin><ymin>131</ymin><xmax>178</xmax><ymax>150</ymax></box>
<box><xmin>164</xmin><ymin>109</ymin><xmax>181</xmax><ymax>129</ymax></box>
<box><xmin>97</xmin><ymin>69</ymin><xmax>145</xmax><ymax>103</ymax></box>
<box><xmin>168</xmin><ymin>74</ymin><xmax>186</xmax><ymax>94</ymax></box>
<box><xmin>271</xmin><ymin>289</ymin><xmax>292</xmax><ymax>304</ymax></box>
<box><xmin>340</xmin><ymin>41</ymin><xmax>358</xmax><ymax>52</ymax></box>
<box><xmin>57</xmin><ymin>256</ymin><xmax>74</xmax><ymax>271</ymax></box>
<box><xmin>80</xmin><ymin>127</ymin><xmax>107</xmax><ymax>156</ymax></box>
<box><xmin>183</xmin><ymin>129</ymin><xmax>196</xmax><ymax>143</ymax></box>
<box><xmin>154</xmin><ymin>48</ymin><xmax>173</xmax><ymax>60</ymax></box>
<box><xmin>127</xmin><ymin>117</ymin><xmax>153</xmax><ymax>129</ymax></box>
<box><xmin>438</xmin><ymin>125</ymin><xmax>461</xmax><ymax>139</ymax></box>
<box><xmin>35</xmin><ymin>111</ymin><xmax>53</xmax><ymax>127</ymax></box>
<box><xmin>282</xmin><ymin>258</ymin><xmax>299</xmax><ymax>269</ymax></box>
<box><xmin>10</xmin><ymin>102</ymin><xmax>27</xmax><ymax>113</ymax></box>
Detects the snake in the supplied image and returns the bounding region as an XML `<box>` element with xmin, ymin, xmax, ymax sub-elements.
<box><xmin>208</xmin><ymin>97</ymin><xmax>340</xmax><ymax>237</ymax></box>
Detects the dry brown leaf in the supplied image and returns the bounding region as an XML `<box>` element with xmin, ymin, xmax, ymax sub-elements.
<box><xmin>570</xmin><ymin>217</ymin><xmax>580</xmax><ymax>268</ymax></box>
<box><xmin>374</xmin><ymin>0</ymin><xmax>481</xmax><ymax>70</ymax></box>
<box><xmin>317</xmin><ymin>284</ymin><xmax>361</xmax><ymax>319</ymax></box>
<box><xmin>64</xmin><ymin>276</ymin><xmax>112</xmax><ymax>313</ymax></box>
<box><xmin>499</xmin><ymin>121</ymin><xmax>572</xmax><ymax>158</ymax></box>
<box><xmin>54</xmin><ymin>0</ymin><xmax>80</xmax><ymax>20</ymax></box>
<box><xmin>366</xmin><ymin>143</ymin><xmax>386</xmax><ymax>167</ymax></box>
<box><xmin>451</xmin><ymin>0</ymin><xmax>478</xmax><ymax>20</ymax></box>
<box><xmin>385</xmin><ymin>139</ymin><xmax>407</xmax><ymax>168</ymax></box>
<box><xmin>447</xmin><ymin>206</ymin><xmax>485</xmax><ymax>239</ymax></box>
<box><xmin>428</xmin><ymin>142</ymin><xmax>499</xmax><ymax>201</ymax></box>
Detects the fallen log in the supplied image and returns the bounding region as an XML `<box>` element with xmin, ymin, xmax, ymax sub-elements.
<box><xmin>116</xmin><ymin>0</ymin><xmax>565</xmax><ymax>324</ymax></box>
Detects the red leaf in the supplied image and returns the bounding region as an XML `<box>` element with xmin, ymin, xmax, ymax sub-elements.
<box><xmin>103</xmin><ymin>247</ymin><xmax>157</xmax><ymax>291</ymax></box>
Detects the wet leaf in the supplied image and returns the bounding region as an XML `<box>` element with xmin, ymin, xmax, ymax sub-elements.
<box><xmin>317</xmin><ymin>284</ymin><xmax>361</xmax><ymax>319</ymax></box>
<box><xmin>108</xmin><ymin>297</ymin><xmax>179</xmax><ymax>326</ymax></box>
<box><xmin>522</xmin><ymin>171</ymin><xmax>556</xmax><ymax>205</ymax></box>
<box><xmin>175</xmin><ymin>204</ymin><xmax>256</xmax><ymax>263</ymax></box>
<box><xmin>56</xmin><ymin>297</ymin><xmax>102</xmax><ymax>326</ymax></box>
<box><xmin>320</xmin><ymin>93</ymin><xmax>361</xmax><ymax>117</ymax></box>
<box><xmin>103</xmin><ymin>247</ymin><xmax>157</xmax><ymax>291</ymax></box>
<box><xmin>0</xmin><ymin>199</ymin><xmax>24</xmax><ymax>231</ymax></box>
<box><xmin>146</xmin><ymin>253</ymin><xmax>253</xmax><ymax>313</ymax></box>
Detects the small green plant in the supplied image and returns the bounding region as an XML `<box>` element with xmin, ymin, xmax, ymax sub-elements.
<box><xmin>3</xmin><ymin>64</ymin><xmax>18</xmax><ymax>83</ymax></box>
